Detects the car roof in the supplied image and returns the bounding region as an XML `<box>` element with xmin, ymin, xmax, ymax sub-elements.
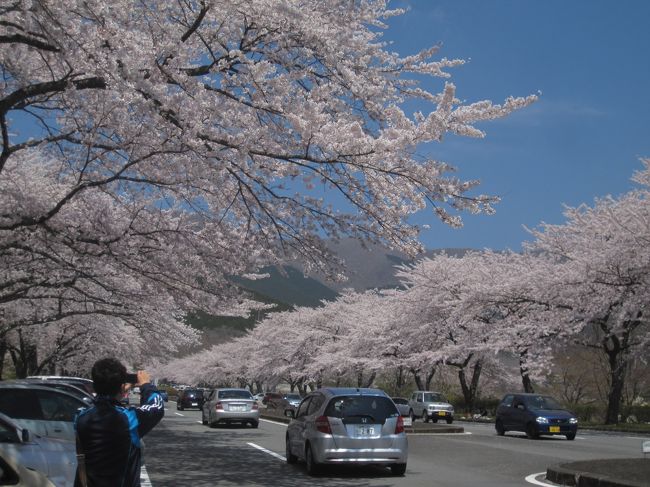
<box><xmin>318</xmin><ymin>387</ymin><xmax>389</xmax><ymax>397</ymax></box>
<box><xmin>0</xmin><ymin>382</ymin><xmax>88</xmax><ymax>402</ymax></box>
<box><xmin>27</xmin><ymin>376</ymin><xmax>92</xmax><ymax>382</ymax></box>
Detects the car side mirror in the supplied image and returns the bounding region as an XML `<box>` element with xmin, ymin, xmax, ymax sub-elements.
<box><xmin>21</xmin><ymin>429</ymin><xmax>31</xmax><ymax>443</ymax></box>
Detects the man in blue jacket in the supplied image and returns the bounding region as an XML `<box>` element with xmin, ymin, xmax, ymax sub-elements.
<box><xmin>75</xmin><ymin>357</ymin><xmax>164</xmax><ymax>487</ymax></box>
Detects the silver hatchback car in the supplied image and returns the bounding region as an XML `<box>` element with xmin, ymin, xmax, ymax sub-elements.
<box><xmin>285</xmin><ymin>388</ymin><xmax>408</xmax><ymax>476</ymax></box>
<box><xmin>202</xmin><ymin>388</ymin><xmax>260</xmax><ymax>428</ymax></box>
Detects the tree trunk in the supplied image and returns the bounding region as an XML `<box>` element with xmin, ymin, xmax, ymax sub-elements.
<box><xmin>457</xmin><ymin>359</ymin><xmax>482</xmax><ymax>413</ymax></box>
<box><xmin>519</xmin><ymin>350</ymin><xmax>535</xmax><ymax>393</ymax></box>
<box><xmin>604</xmin><ymin>339</ymin><xmax>627</xmax><ymax>424</ymax></box>
<box><xmin>411</xmin><ymin>369</ymin><xmax>424</xmax><ymax>390</ymax></box>
<box><xmin>424</xmin><ymin>365</ymin><xmax>436</xmax><ymax>390</ymax></box>
<box><xmin>0</xmin><ymin>337</ymin><xmax>6</xmax><ymax>380</ymax></box>
<box><xmin>9</xmin><ymin>330</ymin><xmax>39</xmax><ymax>378</ymax></box>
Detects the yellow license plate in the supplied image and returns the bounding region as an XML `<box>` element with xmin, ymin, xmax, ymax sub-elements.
<box><xmin>549</xmin><ymin>426</ymin><xmax>560</xmax><ymax>433</ymax></box>
<box><xmin>438</xmin><ymin>411</ymin><xmax>446</xmax><ymax>416</ymax></box>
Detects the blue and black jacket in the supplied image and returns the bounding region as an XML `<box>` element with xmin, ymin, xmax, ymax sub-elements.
<box><xmin>75</xmin><ymin>384</ymin><xmax>164</xmax><ymax>487</ymax></box>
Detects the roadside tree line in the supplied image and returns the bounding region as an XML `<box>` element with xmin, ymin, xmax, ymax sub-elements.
<box><xmin>0</xmin><ymin>2</ymin><xmax>533</xmax><ymax>376</ymax></box>
<box><xmin>161</xmin><ymin>162</ymin><xmax>650</xmax><ymax>424</ymax></box>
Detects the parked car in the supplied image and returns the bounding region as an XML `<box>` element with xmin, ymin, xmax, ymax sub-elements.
<box><xmin>202</xmin><ymin>388</ymin><xmax>259</xmax><ymax>428</ymax></box>
<box><xmin>176</xmin><ymin>388</ymin><xmax>204</xmax><ymax>410</ymax></box>
<box><xmin>0</xmin><ymin>452</ymin><xmax>57</xmax><ymax>487</ymax></box>
<box><xmin>285</xmin><ymin>387</ymin><xmax>408</xmax><ymax>476</ymax></box>
<box><xmin>495</xmin><ymin>393</ymin><xmax>578</xmax><ymax>440</ymax></box>
<box><xmin>0</xmin><ymin>383</ymin><xmax>88</xmax><ymax>441</ymax></box>
<box><xmin>253</xmin><ymin>393</ymin><xmax>265</xmax><ymax>403</ymax></box>
<box><xmin>0</xmin><ymin>412</ymin><xmax>76</xmax><ymax>487</ymax></box>
<box><xmin>27</xmin><ymin>376</ymin><xmax>95</xmax><ymax>397</ymax></box>
<box><xmin>391</xmin><ymin>397</ymin><xmax>410</xmax><ymax>417</ymax></box>
<box><xmin>408</xmin><ymin>391</ymin><xmax>454</xmax><ymax>424</ymax></box>
<box><xmin>10</xmin><ymin>379</ymin><xmax>94</xmax><ymax>407</ymax></box>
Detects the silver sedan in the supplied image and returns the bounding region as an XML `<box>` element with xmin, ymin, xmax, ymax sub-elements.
<box><xmin>202</xmin><ymin>389</ymin><xmax>260</xmax><ymax>428</ymax></box>
<box><xmin>286</xmin><ymin>387</ymin><xmax>408</xmax><ymax>476</ymax></box>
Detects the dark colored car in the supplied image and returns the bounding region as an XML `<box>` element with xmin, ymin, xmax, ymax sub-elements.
<box><xmin>495</xmin><ymin>393</ymin><xmax>578</xmax><ymax>440</ymax></box>
<box><xmin>262</xmin><ymin>392</ymin><xmax>283</xmax><ymax>407</ymax></box>
<box><xmin>176</xmin><ymin>389</ymin><xmax>204</xmax><ymax>410</ymax></box>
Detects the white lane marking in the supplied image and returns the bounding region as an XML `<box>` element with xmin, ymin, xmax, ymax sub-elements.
<box><xmin>141</xmin><ymin>465</ymin><xmax>153</xmax><ymax>486</ymax></box>
<box><xmin>260</xmin><ymin>418</ymin><xmax>289</xmax><ymax>427</ymax></box>
<box><xmin>525</xmin><ymin>472</ymin><xmax>559</xmax><ymax>486</ymax></box>
<box><xmin>247</xmin><ymin>442</ymin><xmax>286</xmax><ymax>461</ymax></box>
<box><xmin>407</xmin><ymin>432</ymin><xmax>472</xmax><ymax>436</ymax></box>
<box><xmin>174</xmin><ymin>412</ymin><xmax>184</xmax><ymax>416</ymax></box>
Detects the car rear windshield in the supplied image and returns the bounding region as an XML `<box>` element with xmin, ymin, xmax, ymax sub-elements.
<box><xmin>185</xmin><ymin>389</ymin><xmax>203</xmax><ymax>397</ymax></box>
<box><xmin>218</xmin><ymin>390</ymin><xmax>252</xmax><ymax>400</ymax></box>
<box><xmin>324</xmin><ymin>395</ymin><xmax>398</xmax><ymax>424</ymax></box>
<box><xmin>423</xmin><ymin>393</ymin><xmax>445</xmax><ymax>402</ymax></box>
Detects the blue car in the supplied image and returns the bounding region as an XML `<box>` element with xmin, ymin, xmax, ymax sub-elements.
<box><xmin>495</xmin><ymin>393</ymin><xmax>578</xmax><ymax>440</ymax></box>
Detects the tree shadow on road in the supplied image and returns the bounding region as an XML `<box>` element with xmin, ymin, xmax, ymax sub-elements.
<box><xmin>144</xmin><ymin>422</ymin><xmax>401</xmax><ymax>487</ymax></box>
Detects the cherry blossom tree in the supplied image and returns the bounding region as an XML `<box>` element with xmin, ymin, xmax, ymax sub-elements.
<box><xmin>527</xmin><ymin>160</ymin><xmax>650</xmax><ymax>423</ymax></box>
<box><xmin>1</xmin><ymin>0</ymin><xmax>536</xmax><ymax>369</ymax></box>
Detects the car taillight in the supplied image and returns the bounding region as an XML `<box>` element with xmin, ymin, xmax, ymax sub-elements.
<box><xmin>215</xmin><ymin>401</ymin><xmax>223</xmax><ymax>410</ymax></box>
<box><xmin>395</xmin><ymin>415</ymin><xmax>405</xmax><ymax>434</ymax></box>
<box><xmin>315</xmin><ymin>415</ymin><xmax>332</xmax><ymax>434</ymax></box>
<box><xmin>252</xmin><ymin>402</ymin><xmax>259</xmax><ymax>410</ymax></box>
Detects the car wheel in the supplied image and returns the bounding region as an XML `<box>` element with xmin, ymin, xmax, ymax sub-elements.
<box><xmin>525</xmin><ymin>423</ymin><xmax>539</xmax><ymax>439</ymax></box>
<box><xmin>446</xmin><ymin>418</ymin><xmax>453</xmax><ymax>424</ymax></box>
<box><xmin>409</xmin><ymin>410</ymin><xmax>416</xmax><ymax>422</ymax></box>
<box><xmin>495</xmin><ymin>420</ymin><xmax>505</xmax><ymax>436</ymax></box>
<box><xmin>422</xmin><ymin>411</ymin><xmax>429</xmax><ymax>423</ymax></box>
<box><xmin>178</xmin><ymin>404</ymin><xmax>183</xmax><ymax>411</ymax></box>
<box><xmin>285</xmin><ymin>436</ymin><xmax>298</xmax><ymax>464</ymax></box>
<box><xmin>391</xmin><ymin>463</ymin><xmax>407</xmax><ymax>476</ymax></box>
<box><xmin>250</xmin><ymin>420</ymin><xmax>259</xmax><ymax>428</ymax></box>
<box><xmin>305</xmin><ymin>443</ymin><xmax>320</xmax><ymax>476</ymax></box>
<box><xmin>565</xmin><ymin>432</ymin><xmax>576</xmax><ymax>441</ymax></box>
<box><xmin>431</xmin><ymin>416</ymin><xmax>438</xmax><ymax>423</ymax></box>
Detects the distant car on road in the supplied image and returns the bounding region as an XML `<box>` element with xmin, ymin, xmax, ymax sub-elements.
<box><xmin>495</xmin><ymin>393</ymin><xmax>578</xmax><ymax>440</ymax></box>
<box><xmin>285</xmin><ymin>387</ymin><xmax>408</xmax><ymax>476</ymax></box>
<box><xmin>0</xmin><ymin>412</ymin><xmax>76</xmax><ymax>487</ymax></box>
<box><xmin>202</xmin><ymin>388</ymin><xmax>259</xmax><ymax>428</ymax></box>
<box><xmin>391</xmin><ymin>397</ymin><xmax>410</xmax><ymax>417</ymax></box>
<box><xmin>176</xmin><ymin>388</ymin><xmax>204</xmax><ymax>410</ymax></box>
<box><xmin>408</xmin><ymin>391</ymin><xmax>454</xmax><ymax>424</ymax></box>
<box><xmin>0</xmin><ymin>383</ymin><xmax>88</xmax><ymax>441</ymax></box>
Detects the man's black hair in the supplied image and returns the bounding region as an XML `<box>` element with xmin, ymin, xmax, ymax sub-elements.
<box><xmin>91</xmin><ymin>357</ymin><xmax>127</xmax><ymax>396</ymax></box>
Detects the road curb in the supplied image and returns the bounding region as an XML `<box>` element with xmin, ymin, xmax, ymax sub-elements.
<box><xmin>546</xmin><ymin>459</ymin><xmax>650</xmax><ymax>487</ymax></box>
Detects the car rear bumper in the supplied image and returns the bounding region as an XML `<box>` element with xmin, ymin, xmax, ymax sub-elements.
<box><xmin>213</xmin><ymin>410</ymin><xmax>260</xmax><ymax>423</ymax></box>
<box><xmin>311</xmin><ymin>437</ymin><xmax>408</xmax><ymax>465</ymax></box>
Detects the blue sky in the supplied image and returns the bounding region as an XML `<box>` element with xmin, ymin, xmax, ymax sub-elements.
<box><xmin>382</xmin><ymin>0</ymin><xmax>650</xmax><ymax>250</ymax></box>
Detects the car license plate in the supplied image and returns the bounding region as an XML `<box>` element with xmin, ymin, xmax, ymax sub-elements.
<box><xmin>230</xmin><ymin>405</ymin><xmax>246</xmax><ymax>411</ymax></box>
<box><xmin>549</xmin><ymin>426</ymin><xmax>560</xmax><ymax>433</ymax></box>
<box><xmin>357</xmin><ymin>426</ymin><xmax>375</xmax><ymax>436</ymax></box>
<box><xmin>191</xmin><ymin>402</ymin><xmax>198</xmax><ymax>406</ymax></box>
<box><xmin>403</xmin><ymin>417</ymin><xmax>412</xmax><ymax>427</ymax></box>
<box><xmin>438</xmin><ymin>411</ymin><xmax>446</xmax><ymax>417</ymax></box>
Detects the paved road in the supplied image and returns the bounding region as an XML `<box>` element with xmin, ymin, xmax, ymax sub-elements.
<box><xmin>141</xmin><ymin>406</ymin><xmax>646</xmax><ymax>486</ymax></box>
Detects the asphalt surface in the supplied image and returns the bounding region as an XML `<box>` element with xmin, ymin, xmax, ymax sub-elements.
<box><xmin>546</xmin><ymin>458</ymin><xmax>650</xmax><ymax>487</ymax></box>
